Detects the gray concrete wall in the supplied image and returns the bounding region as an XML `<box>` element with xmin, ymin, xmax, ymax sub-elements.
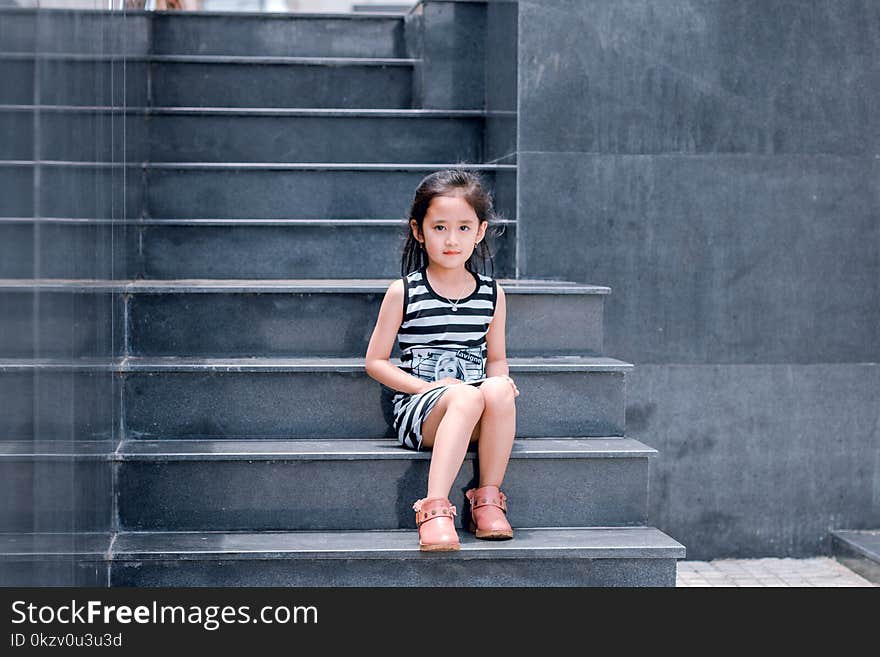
<box><xmin>517</xmin><ymin>0</ymin><xmax>880</xmax><ymax>558</ymax></box>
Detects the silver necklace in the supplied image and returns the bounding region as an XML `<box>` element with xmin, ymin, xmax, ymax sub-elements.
<box><xmin>429</xmin><ymin>271</ymin><xmax>471</xmax><ymax>312</ymax></box>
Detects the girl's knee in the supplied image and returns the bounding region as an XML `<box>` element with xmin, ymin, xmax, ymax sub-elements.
<box><xmin>479</xmin><ymin>376</ymin><xmax>515</xmax><ymax>404</ymax></box>
<box><xmin>446</xmin><ymin>384</ymin><xmax>484</xmax><ymax>411</ymax></box>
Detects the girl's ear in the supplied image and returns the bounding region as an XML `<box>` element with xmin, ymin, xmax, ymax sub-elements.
<box><xmin>410</xmin><ymin>219</ymin><xmax>422</xmax><ymax>242</ymax></box>
<box><xmin>478</xmin><ymin>220</ymin><xmax>489</xmax><ymax>242</ymax></box>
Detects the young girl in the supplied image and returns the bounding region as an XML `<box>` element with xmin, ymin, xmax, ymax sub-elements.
<box><xmin>365</xmin><ymin>169</ymin><xmax>520</xmax><ymax>552</ymax></box>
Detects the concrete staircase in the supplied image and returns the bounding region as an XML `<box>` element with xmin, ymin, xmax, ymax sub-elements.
<box><xmin>0</xmin><ymin>6</ymin><xmax>684</xmax><ymax>586</ymax></box>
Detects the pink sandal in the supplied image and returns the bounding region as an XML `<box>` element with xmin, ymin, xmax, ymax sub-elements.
<box><xmin>413</xmin><ymin>497</ymin><xmax>460</xmax><ymax>551</ymax></box>
<box><xmin>465</xmin><ymin>485</ymin><xmax>513</xmax><ymax>540</ymax></box>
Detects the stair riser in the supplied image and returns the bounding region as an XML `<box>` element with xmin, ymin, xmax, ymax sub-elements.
<box><xmin>128</xmin><ymin>291</ymin><xmax>602</xmax><ymax>358</ymax></box>
<box><xmin>0</xmin><ymin>371</ymin><xmax>120</xmax><ymax>442</ymax></box>
<box><xmin>151</xmin><ymin>14</ymin><xmax>405</xmax><ymax>58</ymax></box>
<box><xmin>0</xmin><ymin>292</ymin><xmax>123</xmax><ymax>359</ymax></box>
<box><xmin>152</xmin><ymin>61</ymin><xmax>413</xmax><ymax>109</ymax></box>
<box><xmin>0</xmin><ymin>221</ymin><xmax>513</xmax><ymax>279</ymax></box>
<box><xmin>144</xmin><ymin>168</ymin><xmax>516</xmax><ymax>221</ymax></box>
<box><xmin>0</xmin><ymin>9</ymin><xmax>150</xmax><ymax>56</ymax></box>
<box><xmin>0</xmin><ymin>459</ymin><xmax>112</xmax><ymax>532</ymax></box>
<box><xmin>0</xmin><ymin>283</ymin><xmax>598</xmax><ymax>358</ymax></box>
<box><xmin>0</xmin><ymin>59</ymin><xmax>149</xmax><ymax>106</ymax></box>
<box><xmin>0</xmin><ymin>167</ymin><xmax>515</xmax><ymax>222</ymax></box>
<box><xmin>0</xmin><ymin>165</ymin><xmax>142</xmax><ymax>220</ymax></box>
<box><xmin>123</xmin><ymin>370</ymin><xmax>626</xmax><ymax>438</ymax></box>
<box><xmin>110</xmin><ymin>557</ymin><xmax>677</xmax><ymax>587</ymax></box>
<box><xmin>0</xmin><ymin>110</ymin><xmax>147</xmax><ymax>162</ymax></box>
<box><xmin>0</xmin><ymin>110</ymin><xmax>483</xmax><ymax>163</ymax></box>
<box><xmin>0</xmin><ymin>223</ymin><xmax>130</xmax><ymax>279</ymax></box>
<box><xmin>0</xmin><ymin>560</ymin><xmax>107</xmax><ymax>587</ymax></box>
<box><xmin>131</xmin><ymin>223</ymin><xmax>516</xmax><ymax>279</ymax></box>
<box><xmin>147</xmin><ymin>114</ymin><xmax>484</xmax><ymax>164</ymax></box>
<box><xmin>117</xmin><ymin>456</ymin><xmax>648</xmax><ymax>531</ymax></box>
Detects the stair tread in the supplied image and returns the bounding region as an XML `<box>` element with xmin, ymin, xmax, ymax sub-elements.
<box><xmin>0</xmin><ymin>278</ymin><xmax>608</xmax><ymax>294</ymax></box>
<box><xmin>113</xmin><ymin>437</ymin><xmax>656</xmax><ymax>460</ymax></box>
<box><xmin>112</xmin><ymin>527</ymin><xmax>686</xmax><ymax>560</ymax></box>
<box><xmin>0</xmin><ymin>105</ymin><xmax>504</xmax><ymax>118</ymax></box>
<box><xmin>0</xmin><ymin>53</ymin><xmax>417</xmax><ymax>65</ymax></box>
<box><xmin>0</xmin><ymin>527</ymin><xmax>685</xmax><ymax>560</ymax></box>
<box><xmin>0</xmin><ymin>355</ymin><xmax>633</xmax><ymax>372</ymax></box>
<box><xmin>831</xmin><ymin>530</ymin><xmax>880</xmax><ymax>562</ymax></box>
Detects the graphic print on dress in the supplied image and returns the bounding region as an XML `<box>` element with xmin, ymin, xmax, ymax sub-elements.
<box><xmin>404</xmin><ymin>346</ymin><xmax>486</xmax><ymax>383</ymax></box>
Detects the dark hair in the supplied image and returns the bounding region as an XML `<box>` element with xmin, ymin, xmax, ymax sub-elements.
<box><xmin>400</xmin><ymin>168</ymin><xmax>506</xmax><ymax>277</ymax></box>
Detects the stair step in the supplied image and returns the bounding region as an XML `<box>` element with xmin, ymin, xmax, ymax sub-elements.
<box><xmin>0</xmin><ymin>217</ymin><xmax>515</xmax><ymax>279</ymax></box>
<box><xmin>0</xmin><ymin>532</ymin><xmax>111</xmax><ymax>587</ymax></box>
<box><xmin>126</xmin><ymin>278</ymin><xmax>605</xmax><ymax>358</ymax></box>
<box><xmin>0</xmin><ymin>162</ymin><xmax>516</xmax><ymax>221</ymax></box>
<box><xmin>152</xmin><ymin>55</ymin><xmax>415</xmax><ymax>109</ymax></box>
<box><xmin>0</xmin><ymin>277</ymin><xmax>603</xmax><ymax>357</ymax></box>
<box><xmin>0</xmin><ymin>441</ymin><xmax>113</xmax><ymax>533</ymax></box>
<box><xmin>0</xmin><ymin>528</ymin><xmax>684</xmax><ymax>587</ymax></box>
<box><xmin>831</xmin><ymin>530</ymin><xmax>880</xmax><ymax>584</ymax></box>
<box><xmin>151</xmin><ymin>11</ymin><xmax>407</xmax><ymax>58</ymax></box>
<box><xmin>109</xmin><ymin>527</ymin><xmax>684</xmax><ymax>587</ymax></box>
<box><xmin>1</xmin><ymin>106</ymin><xmax>493</xmax><ymax>163</ymax></box>
<box><xmin>0</xmin><ymin>56</ymin><xmax>149</xmax><ymax>107</ymax></box>
<box><xmin>115</xmin><ymin>437</ymin><xmax>654</xmax><ymax>531</ymax></box>
<box><xmin>0</xmin><ymin>53</ymin><xmax>414</xmax><ymax>108</ymax></box>
<box><xmin>118</xmin><ymin>355</ymin><xmax>629</xmax><ymax>439</ymax></box>
<box><xmin>0</xmin><ymin>356</ymin><xmax>630</xmax><ymax>439</ymax></box>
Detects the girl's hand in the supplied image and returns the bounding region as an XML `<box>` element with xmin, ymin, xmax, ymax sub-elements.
<box><xmin>503</xmin><ymin>376</ymin><xmax>520</xmax><ymax>398</ymax></box>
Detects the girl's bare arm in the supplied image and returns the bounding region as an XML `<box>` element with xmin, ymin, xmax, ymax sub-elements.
<box><xmin>365</xmin><ymin>279</ymin><xmax>432</xmax><ymax>394</ymax></box>
<box><xmin>485</xmin><ymin>283</ymin><xmax>510</xmax><ymax>378</ymax></box>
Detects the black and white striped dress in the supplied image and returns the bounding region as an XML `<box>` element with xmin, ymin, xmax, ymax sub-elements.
<box><xmin>391</xmin><ymin>265</ymin><xmax>498</xmax><ymax>451</ymax></box>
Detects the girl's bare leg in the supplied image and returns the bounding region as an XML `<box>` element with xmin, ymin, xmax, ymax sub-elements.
<box><xmin>474</xmin><ymin>377</ymin><xmax>516</xmax><ymax>487</ymax></box>
<box><xmin>419</xmin><ymin>385</ymin><xmax>484</xmax><ymax>499</ymax></box>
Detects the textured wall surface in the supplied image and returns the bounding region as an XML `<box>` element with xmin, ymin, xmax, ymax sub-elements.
<box><xmin>517</xmin><ymin>0</ymin><xmax>880</xmax><ymax>558</ymax></box>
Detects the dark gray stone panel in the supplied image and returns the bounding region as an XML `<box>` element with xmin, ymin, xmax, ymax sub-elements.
<box><xmin>117</xmin><ymin>453</ymin><xmax>648</xmax><ymax>530</ymax></box>
<box><xmin>145</xmin><ymin>168</ymin><xmax>514</xmax><ymax>221</ymax></box>
<box><xmin>10</xmin><ymin>59</ymin><xmax>148</xmax><ymax>107</ymax></box>
<box><xmin>0</xmin><ymin>223</ymin><xmax>33</xmax><ymax>276</ymax></box>
<box><xmin>0</xmin><ymin>560</ymin><xmax>107</xmax><ymax>587</ymax></box>
<box><xmin>629</xmin><ymin>363</ymin><xmax>880</xmax><ymax>559</ymax></box>
<box><xmin>151</xmin><ymin>61</ymin><xmax>413</xmax><ymax>109</ymax></box>
<box><xmin>0</xmin><ymin>370</ymin><xmax>121</xmax><ymax>442</ymax></box>
<box><xmin>32</xmin><ymin>110</ymin><xmax>148</xmax><ymax>162</ymax></box>
<box><xmin>0</xmin><ymin>166</ymin><xmax>34</xmax><ymax>217</ymax></box>
<box><xmin>123</xmin><ymin>368</ymin><xmax>625</xmax><ymax>439</ymax></box>
<box><xmin>0</xmin><ymin>109</ymin><xmax>33</xmax><ymax>160</ymax></box>
<box><xmin>133</xmin><ymin>222</ymin><xmax>515</xmax><ymax>279</ymax></box>
<box><xmin>111</xmin><ymin>556</ymin><xmax>676</xmax><ymax>587</ymax></box>
<box><xmin>0</xmin><ymin>291</ymin><xmax>124</xmax><ymax>359</ymax></box>
<box><xmin>484</xmin><ymin>0</ymin><xmax>518</xmax><ymax>162</ymax></box>
<box><xmin>151</xmin><ymin>13</ymin><xmax>405</xmax><ymax>58</ymax></box>
<box><xmin>0</xmin><ymin>59</ymin><xmax>34</xmax><ymax>104</ymax></box>
<box><xmin>0</xmin><ymin>222</ymin><xmax>131</xmax><ymax>278</ymax></box>
<box><xmin>147</xmin><ymin>114</ymin><xmax>483</xmax><ymax>164</ymax></box>
<box><xmin>416</xmin><ymin>1</ymin><xmax>486</xmax><ymax>109</ymax></box>
<box><xmin>519</xmin><ymin>152</ymin><xmax>880</xmax><ymax>364</ymax></box>
<box><xmin>39</xmin><ymin>165</ymin><xmax>144</xmax><ymax>219</ymax></box>
<box><xmin>127</xmin><ymin>289</ymin><xmax>602</xmax><ymax>357</ymax></box>
<box><xmin>0</xmin><ymin>459</ymin><xmax>113</xmax><ymax>532</ymax></box>
<box><xmin>0</xmin><ymin>9</ymin><xmax>150</xmax><ymax>55</ymax></box>
<box><xmin>520</xmin><ymin>0</ymin><xmax>880</xmax><ymax>155</ymax></box>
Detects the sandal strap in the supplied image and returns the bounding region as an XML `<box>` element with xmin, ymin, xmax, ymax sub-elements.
<box><xmin>466</xmin><ymin>487</ymin><xmax>508</xmax><ymax>513</ymax></box>
<box><xmin>412</xmin><ymin>498</ymin><xmax>457</xmax><ymax>527</ymax></box>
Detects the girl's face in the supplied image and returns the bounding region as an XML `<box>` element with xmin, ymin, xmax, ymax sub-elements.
<box><xmin>411</xmin><ymin>194</ymin><xmax>487</xmax><ymax>270</ymax></box>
